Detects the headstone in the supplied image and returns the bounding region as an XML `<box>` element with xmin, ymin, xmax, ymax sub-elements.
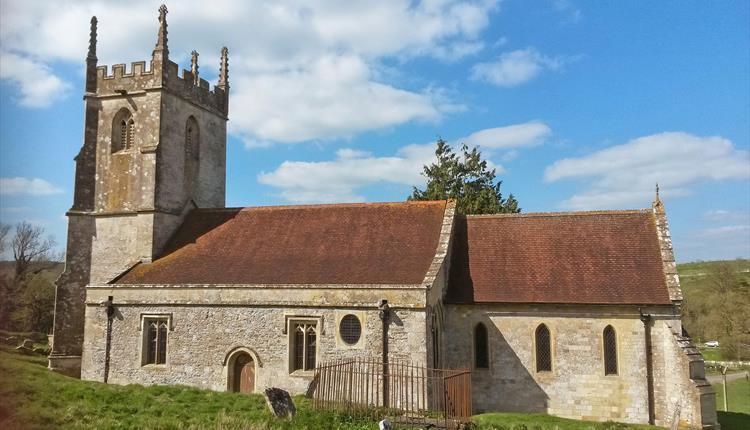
<box><xmin>264</xmin><ymin>387</ymin><xmax>296</xmax><ymax>419</ymax></box>
<box><xmin>21</xmin><ymin>339</ymin><xmax>34</xmax><ymax>349</ymax></box>
<box><xmin>15</xmin><ymin>345</ymin><xmax>33</xmax><ymax>355</ymax></box>
<box><xmin>379</xmin><ymin>418</ymin><xmax>393</xmax><ymax>430</ymax></box>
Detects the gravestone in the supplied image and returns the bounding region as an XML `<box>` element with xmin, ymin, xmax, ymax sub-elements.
<box><xmin>264</xmin><ymin>387</ymin><xmax>296</xmax><ymax>419</ymax></box>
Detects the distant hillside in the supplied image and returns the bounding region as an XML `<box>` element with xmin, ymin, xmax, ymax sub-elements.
<box><xmin>0</xmin><ymin>261</ymin><xmax>64</xmax><ymax>281</ymax></box>
<box><xmin>678</xmin><ymin>259</ymin><xmax>750</xmax><ymax>280</ymax></box>
<box><xmin>678</xmin><ymin>259</ymin><xmax>750</xmax><ymax>360</ymax></box>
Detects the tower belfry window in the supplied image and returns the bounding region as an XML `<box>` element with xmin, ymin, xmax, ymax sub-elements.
<box><xmin>185</xmin><ymin>116</ymin><xmax>199</xmax><ymax>159</ymax></box>
<box><xmin>126</xmin><ymin>118</ymin><xmax>134</xmax><ymax>149</ymax></box>
<box><xmin>112</xmin><ymin>108</ymin><xmax>134</xmax><ymax>152</ymax></box>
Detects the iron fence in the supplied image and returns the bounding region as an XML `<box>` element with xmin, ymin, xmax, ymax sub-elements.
<box><xmin>311</xmin><ymin>357</ymin><xmax>471</xmax><ymax>429</ymax></box>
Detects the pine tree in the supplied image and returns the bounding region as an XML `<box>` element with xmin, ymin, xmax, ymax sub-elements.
<box><xmin>409</xmin><ymin>138</ymin><xmax>521</xmax><ymax>215</ymax></box>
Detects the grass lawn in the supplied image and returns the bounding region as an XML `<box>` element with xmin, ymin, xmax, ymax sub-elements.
<box><xmin>714</xmin><ymin>378</ymin><xmax>750</xmax><ymax>430</ymax></box>
<box><xmin>699</xmin><ymin>347</ymin><xmax>727</xmax><ymax>362</ymax></box>
<box><xmin>473</xmin><ymin>413</ymin><xmax>656</xmax><ymax>430</ymax></box>
<box><xmin>0</xmin><ymin>345</ymin><xmax>375</xmax><ymax>429</ymax></box>
<box><xmin>0</xmin><ymin>344</ymin><xmax>715</xmax><ymax>430</ymax></box>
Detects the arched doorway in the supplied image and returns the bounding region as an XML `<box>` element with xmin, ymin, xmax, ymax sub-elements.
<box><xmin>231</xmin><ymin>353</ymin><xmax>255</xmax><ymax>394</ymax></box>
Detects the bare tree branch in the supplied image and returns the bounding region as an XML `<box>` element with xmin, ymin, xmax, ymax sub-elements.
<box><xmin>11</xmin><ymin>221</ymin><xmax>56</xmax><ymax>280</ymax></box>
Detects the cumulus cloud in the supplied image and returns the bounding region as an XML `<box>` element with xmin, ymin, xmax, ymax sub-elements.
<box><xmin>463</xmin><ymin>121</ymin><xmax>551</xmax><ymax>149</ymax></box>
<box><xmin>0</xmin><ymin>51</ymin><xmax>71</xmax><ymax>107</ymax></box>
<box><xmin>470</xmin><ymin>47</ymin><xmax>573</xmax><ymax>87</ymax></box>
<box><xmin>0</xmin><ymin>177</ymin><xmax>63</xmax><ymax>195</ymax></box>
<box><xmin>698</xmin><ymin>225</ymin><xmax>750</xmax><ymax>238</ymax></box>
<box><xmin>259</xmin><ymin>121</ymin><xmax>550</xmax><ymax>203</ymax></box>
<box><xmin>703</xmin><ymin>209</ymin><xmax>750</xmax><ymax>222</ymax></box>
<box><xmin>231</xmin><ymin>55</ymin><xmax>445</xmax><ymax>144</ymax></box>
<box><xmin>1</xmin><ymin>0</ymin><xmax>498</xmax><ymax>140</ymax></box>
<box><xmin>544</xmin><ymin>132</ymin><xmax>750</xmax><ymax>210</ymax></box>
<box><xmin>258</xmin><ymin>143</ymin><xmax>435</xmax><ymax>203</ymax></box>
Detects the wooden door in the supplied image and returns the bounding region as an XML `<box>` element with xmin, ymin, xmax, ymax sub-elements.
<box><xmin>233</xmin><ymin>354</ymin><xmax>255</xmax><ymax>394</ymax></box>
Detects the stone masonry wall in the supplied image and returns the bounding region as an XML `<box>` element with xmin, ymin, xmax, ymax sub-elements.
<box><xmin>443</xmin><ymin>304</ymin><xmax>690</xmax><ymax>424</ymax></box>
<box><xmin>157</xmin><ymin>91</ymin><xmax>226</xmax><ymax>212</ymax></box>
<box><xmin>81</xmin><ymin>303</ymin><xmax>427</xmax><ymax>394</ymax></box>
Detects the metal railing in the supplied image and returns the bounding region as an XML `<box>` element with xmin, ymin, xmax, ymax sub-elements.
<box><xmin>311</xmin><ymin>358</ymin><xmax>471</xmax><ymax>429</ymax></box>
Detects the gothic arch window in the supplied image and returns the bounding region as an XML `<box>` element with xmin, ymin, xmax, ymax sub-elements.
<box><xmin>141</xmin><ymin>315</ymin><xmax>170</xmax><ymax>366</ymax></box>
<box><xmin>185</xmin><ymin>116</ymin><xmax>199</xmax><ymax>159</ymax></box>
<box><xmin>603</xmin><ymin>325</ymin><xmax>618</xmax><ymax>375</ymax></box>
<box><xmin>474</xmin><ymin>322</ymin><xmax>489</xmax><ymax>369</ymax></box>
<box><xmin>112</xmin><ymin>108</ymin><xmax>134</xmax><ymax>152</ymax></box>
<box><xmin>535</xmin><ymin>323</ymin><xmax>552</xmax><ymax>372</ymax></box>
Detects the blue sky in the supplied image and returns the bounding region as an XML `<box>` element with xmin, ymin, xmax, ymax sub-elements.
<box><xmin>0</xmin><ymin>0</ymin><xmax>748</xmax><ymax>262</ymax></box>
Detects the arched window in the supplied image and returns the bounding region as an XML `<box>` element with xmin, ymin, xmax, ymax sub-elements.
<box><xmin>112</xmin><ymin>108</ymin><xmax>134</xmax><ymax>152</ymax></box>
<box><xmin>185</xmin><ymin>116</ymin><xmax>199</xmax><ymax>159</ymax></box>
<box><xmin>474</xmin><ymin>323</ymin><xmax>489</xmax><ymax>369</ymax></box>
<box><xmin>535</xmin><ymin>324</ymin><xmax>552</xmax><ymax>372</ymax></box>
<box><xmin>603</xmin><ymin>325</ymin><xmax>618</xmax><ymax>375</ymax></box>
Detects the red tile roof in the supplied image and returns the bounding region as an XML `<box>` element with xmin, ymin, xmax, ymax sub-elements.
<box><xmin>115</xmin><ymin>201</ymin><xmax>447</xmax><ymax>285</ymax></box>
<box><xmin>446</xmin><ymin>210</ymin><xmax>672</xmax><ymax>305</ymax></box>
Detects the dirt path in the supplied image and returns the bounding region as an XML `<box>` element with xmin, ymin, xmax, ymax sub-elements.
<box><xmin>707</xmin><ymin>371</ymin><xmax>749</xmax><ymax>384</ymax></box>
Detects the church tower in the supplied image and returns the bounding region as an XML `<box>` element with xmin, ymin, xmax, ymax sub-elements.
<box><xmin>49</xmin><ymin>5</ymin><xmax>229</xmax><ymax>376</ymax></box>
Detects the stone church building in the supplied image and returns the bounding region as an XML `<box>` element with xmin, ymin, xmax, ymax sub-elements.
<box><xmin>49</xmin><ymin>6</ymin><xmax>718</xmax><ymax>429</ymax></box>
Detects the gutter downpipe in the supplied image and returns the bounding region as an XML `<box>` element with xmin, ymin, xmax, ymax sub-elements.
<box><xmin>103</xmin><ymin>296</ymin><xmax>114</xmax><ymax>384</ymax></box>
<box><xmin>640</xmin><ymin>308</ymin><xmax>655</xmax><ymax>425</ymax></box>
<box><xmin>379</xmin><ymin>299</ymin><xmax>390</xmax><ymax>408</ymax></box>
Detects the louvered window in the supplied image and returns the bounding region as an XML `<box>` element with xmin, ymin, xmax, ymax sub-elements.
<box><xmin>474</xmin><ymin>323</ymin><xmax>489</xmax><ymax>369</ymax></box>
<box><xmin>604</xmin><ymin>325</ymin><xmax>618</xmax><ymax>375</ymax></box>
<box><xmin>185</xmin><ymin>116</ymin><xmax>199</xmax><ymax>159</ymax></box>
<box><xmin>535</xmin><ymin>324</ymin><xmax>552</xmax><ymax>372</ymax></box>
<box><xmin>126</xmin><ymin>119</ymin><xmax>134</xmax><ymax>149</ymax></box>
<box><xmin>112</xmin><ymin>108</ymin><xmax>134</xmax><ymax>152</ymax></box>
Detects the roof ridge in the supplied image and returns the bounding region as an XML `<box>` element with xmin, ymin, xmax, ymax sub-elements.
<box><xmin>465</xmin><ymin>209</ymin><xmax>651</xmax><ymax>219</ymax></box>
<box><xmin>192</xmin><ymin>200</ymin><xmax>448</xmax><ymax>212</ymax></box>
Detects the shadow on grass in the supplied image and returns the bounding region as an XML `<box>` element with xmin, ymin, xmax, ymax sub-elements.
<box><xmin>718</xmin><ymin>411</ymin><xmax>750</xmax><ymax>430</ymax></box>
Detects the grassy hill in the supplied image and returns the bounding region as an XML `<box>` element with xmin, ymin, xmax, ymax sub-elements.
<box><xmin>1</xmin><ymin>344</ymin><xmax>666</xmax><ymax>430</ymax></box>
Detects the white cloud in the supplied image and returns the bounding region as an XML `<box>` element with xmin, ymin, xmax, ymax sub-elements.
<box><xmin>0</xmin><ymin>177</ymin><xmax>64</xmax><ymax>195</ymax></box>
<box><xmin>703</xmin><ymin>209</ymin><xmax>750</xmax><ymax>222</ymax></box>
<box><xmin>258</xmin><ymin>142</ymin><xmax>435</xmax><ymax>203</ymax></box>
<box><xmin>470</xmin><ymin>47</ymin><xmax>572</xmax><ymax>87</ymax></box>
<box><xmin>552</xmin><ymin>0</ymin><xmax>582</xmax><ymax>24</ymax></box>
<box><xmin>259</xmin><ymin>121</ymin><xmax>549</xmax><ymax>203</ymax></box>
<box><xmin>1</xmin><ymin>0</ymin><xmax>498</xmax><ymax>139</ymax></box>
<box><xmin>0</xmin><ymin>51</ymin><xmax>71</xmax><ymax>107</ymax></box>
<box><xmin>698</xmin><ymin>225</ymin><xmax>750</xmax><ymax>238</ymax></box>
<box><xmin>231</xmin><ymin>55</ymin><xmax>446</xmax><ymax>144</ymax></box>
<box><xmin>463</xmin><ymin>121</ymin><xmax>551</xmax><ymax>149</ymax></box>
<box><xmin>544</xmin><ymin>132</ymin><xmax>750</xmax><ymax>210</ymax></box>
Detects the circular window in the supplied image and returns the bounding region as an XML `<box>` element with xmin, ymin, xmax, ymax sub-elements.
<box><xmin>339</xmin><ymin>314</ymin><xmax>362</xmax><ymax>345</ymax></box>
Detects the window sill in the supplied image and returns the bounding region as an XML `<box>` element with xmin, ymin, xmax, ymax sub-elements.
<box><xmin>289</xmin><ymin>370</ymin><xmax>315</xmax><ymax>378</ymax></box>
<box><xmin>141</xmin><ymin>364</ymin><xmax>168</xmax><ymax>370</ymax></box>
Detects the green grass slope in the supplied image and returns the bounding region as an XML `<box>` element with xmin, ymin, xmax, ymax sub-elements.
<box><xmin>1</xmin><ymin>345</ymin><xmax>669</xmax><ymax>430</ymax></box>
<box><xmin>0</xmin><ymin>346</ymin><xmax>373</xmax><ymax>430</ymax></box>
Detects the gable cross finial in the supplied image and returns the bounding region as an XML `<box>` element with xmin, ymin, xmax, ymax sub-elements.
<box><xmin>153</xmin><ymin>4</ymin><xmax>169</xmax><ymax>58</ymax></box>
<box><xmin>652</xmin><ymin>182</ymin><xmax>664</xmax><ymax>212</ymax></box>
<box><xmin>219</xmin><ymin>47</ymin><xmax>229</xmax><ymax>88</ymax></box>
<box><xmin>87</xmin><ymin>16</ymin><xmax>98</xmax><ymax>62</ymax></box>
<box><xmin>191</xmin><ymin>50</ymin><xmax>199</xmax><ymax>85</ymax></box>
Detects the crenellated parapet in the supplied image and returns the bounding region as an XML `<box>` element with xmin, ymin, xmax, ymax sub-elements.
<box><xmin>93</xmin><ymin>58</ymin><xmax>228</xmax><ymax>117</ymax></box>
<box><xmin>86</xmin><ymin>4</ymin><xmax>228</xmax><ymax>118</ymax></box>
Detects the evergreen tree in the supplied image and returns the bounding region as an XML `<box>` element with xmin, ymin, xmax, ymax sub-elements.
<box><xmin>409</xmin><ymin>138</ymin><xmax>520</xmax><ymax>215</ymax></box>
